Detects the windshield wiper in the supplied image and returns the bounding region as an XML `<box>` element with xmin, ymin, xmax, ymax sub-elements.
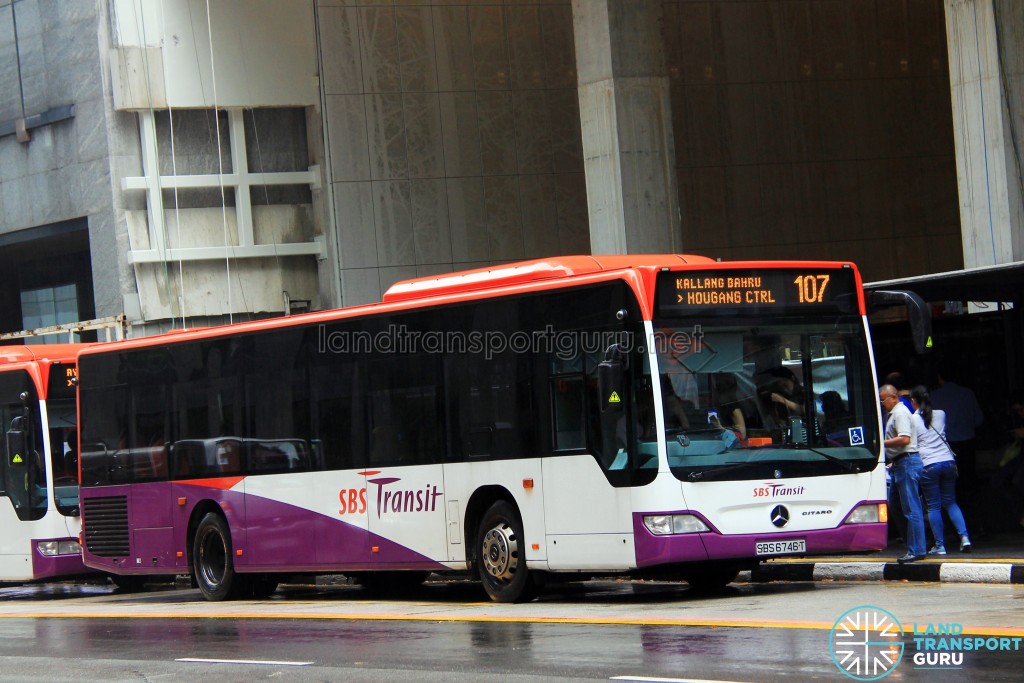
<box><xmin>686</xmin><ymin>461</ymin><xmax>762</xmax><ymax>481</ymax></box>
<box><xmin>796</xmin><ymin>445</ymin><xmax>862</xmax><ymax>472</ymax></box>
<box><xmin>756</xmin><ymin>443</ymin><xmax>862</xmax><ymax>473</ymax></box>
<box><xmin>688</xmin><ymin>443</ymin><xmax>865</xmax><ymax>478</ymax></box>
<box><xmin>671</xmin><ymin>427</ymin><xmax>739</xmax><ymax>448</ymax></box>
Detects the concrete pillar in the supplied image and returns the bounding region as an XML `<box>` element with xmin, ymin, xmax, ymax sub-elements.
<box><xmin>945</xmin><ymin>0</ymin><xmax>1024</xmax><ymax>267</ymax></box>
<box><xmin>572</xmin><ymin>0</ymin><xmax>681</xmax><ymax>255</ymax></box>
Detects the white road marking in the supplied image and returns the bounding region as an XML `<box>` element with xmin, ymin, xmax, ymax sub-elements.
<box><xmin>176</xmin><ymin>657</ymin><xmax>313</xmax><ymax>666</ymax></box>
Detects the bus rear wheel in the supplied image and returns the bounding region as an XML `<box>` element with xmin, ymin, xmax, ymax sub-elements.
<box><xmin>193</xmin><ymin>513</ymin><xmax>238</xmax><ymax>601</ymax></box>
<box><xmin>476</xmin><ymin>501</ymin><xmax>536</xmax><ymax>603</ymax></box>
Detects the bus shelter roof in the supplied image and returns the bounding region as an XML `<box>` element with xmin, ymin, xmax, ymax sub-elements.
<box><xmin>865</xmin><ymin>261</ymin><xmax>1024</xmax><ymax>304</ymax></box>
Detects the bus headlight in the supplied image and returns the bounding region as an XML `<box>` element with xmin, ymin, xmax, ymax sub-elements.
<box><xmin>846</xmin><ymin>503</ymin><xmax>886</xmax><ymax>524</ymax></box>
<box><xmin>643</xmin><ymin>514</ymin><xmax>710</xmax><ymax>536</ymax></box>
<box><xmin>36</xmin><ymin>540</ymin><xmax>82</xmax><ymax>557</ymax></box>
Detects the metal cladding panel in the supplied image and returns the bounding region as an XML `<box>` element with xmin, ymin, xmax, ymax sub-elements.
<box><xmin>631</xmin><ymin>513</ymin><xmax>887</xmax><ymax>567</ymax></box>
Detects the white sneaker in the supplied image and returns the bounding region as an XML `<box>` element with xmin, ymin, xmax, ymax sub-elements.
<box><xmin>960</xmin><ymin>535</ymin><xmax>971</xmax><ymax>553</ymax></box>
<box><xmin>927</xmin><ymin>545</ymin><xmax>946</xmax><ymax>556</ymax></box>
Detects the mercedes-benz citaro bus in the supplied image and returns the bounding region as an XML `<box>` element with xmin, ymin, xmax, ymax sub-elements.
<box><xmin>0</xmin><ymin>344</ymin><xmax>96</xmax><ymax>585</ymax></box>
<box><xmin>76</xmin><ymin>256</ymin><xmax>929</xmax><ymax>602</ymax></box>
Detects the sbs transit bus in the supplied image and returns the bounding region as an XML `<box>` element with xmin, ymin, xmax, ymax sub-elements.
<box><xmin>76</xmin><ymin>255</ymin><xmax>925</xmax><ymax>602</ymax></box>
<box><xmin>0</xmin><ymin>345</ymin><xmax>95</xmax><ymax>584</ymax></box>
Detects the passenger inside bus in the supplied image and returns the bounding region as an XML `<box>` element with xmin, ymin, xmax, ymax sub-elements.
<box><xmin>757</xmin><ymin>366</ymin><xmax>805</xmax><ymax>431</ymax></box>
<box><xmin>820</xmin><ymin>390</ymin><xmax>855</xmax><ymax>443</ymax></box>
<box><xmin>712</xmin><ymin>373</ymin><xmax>750</xmax><ymax>439</ymax></box>
<box><xmin>660</xmin><ymin>374</ymin><xmax>691</xmax><ymax>433</ymax></box>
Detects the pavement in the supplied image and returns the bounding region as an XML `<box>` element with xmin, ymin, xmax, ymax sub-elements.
<box><xmin>748</xmin><ymin>530</ymin><xmax>1024</xmax><ymax>585</ymax></box>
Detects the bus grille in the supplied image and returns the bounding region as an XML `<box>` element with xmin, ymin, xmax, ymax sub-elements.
<box><xmin>83</xmin><ymin>496</ymin><xmax>130</xmax><ymax>557</ymax></box>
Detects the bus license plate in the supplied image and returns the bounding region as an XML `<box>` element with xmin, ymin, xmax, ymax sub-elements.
<box><xmin>756</xmin><ymin>539</ymin><xmax>806</xmax><ymax>556</ymax></box>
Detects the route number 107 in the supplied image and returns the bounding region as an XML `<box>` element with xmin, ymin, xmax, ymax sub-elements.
<box><xmin>793</xmin><ymin>274</ymin><xmax>830</xmax><ymax>303</ymax></box>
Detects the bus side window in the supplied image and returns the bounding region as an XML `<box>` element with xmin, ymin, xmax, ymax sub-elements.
<box><xmin>170</xmin><ymin>441</ymin><xmax>195</xmax><ymax>479</ymax></box>
<box><xmin>551</xmin><ymin>377</ymin><xmax>585</xmax><ymax>450</ymax></box>
<box><xmin>216</xmin><ymin>439</ymin><xmax>241</xmax><ymax>473</ymax></box>
<box><xmin>148</xmin><ymin>437</ymin><xmax>169</xmax><ymax>479</ymax></box>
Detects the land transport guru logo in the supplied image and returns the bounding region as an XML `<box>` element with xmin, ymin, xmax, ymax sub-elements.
<box><xmin>830</xmin><ymin>606</ymin><xmax>904</xmax><ymax>680</ymax></box>
<box><xmin>830</xmin><ymin>605</ymin><xmax>1023</xmax><ymax>679</ymax></box>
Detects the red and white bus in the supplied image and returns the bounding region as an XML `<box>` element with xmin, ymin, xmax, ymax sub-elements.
<box><xmin>0</xmin><ymin>345</ymin><xmax>94</xmax><ymax>584</ymax></box>
<box><xmin>77</xmin><ymin>255</ymin><xmax>914</xmax><ymax>601</ymax></box>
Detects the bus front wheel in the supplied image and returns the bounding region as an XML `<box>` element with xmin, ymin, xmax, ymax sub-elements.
<box><xmin>193</xmin><ymin>513</ymin><xmax>238</xmax><ymax>601</ymax></box>
<box><xmin>476</xmin><ymin>501</ymin><xmax>536</xmax><ymax>603</ymax></box>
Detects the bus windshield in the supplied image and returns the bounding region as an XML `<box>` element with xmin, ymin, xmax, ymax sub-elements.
<box><xmin>47</xmin><ymin>396</ymin><xmax>80</xmax><ymax>515</ymax></box>
<box><xmin>650</xmin><ymin>319</ymin><xmax>880</xmax><ymax>481</ymax></box>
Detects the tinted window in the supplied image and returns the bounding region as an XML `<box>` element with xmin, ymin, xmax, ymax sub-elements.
<box><xmin>445</xmin><ymin>299</ymin><xmax>539</xmax><ymax>460</ymax></box>
<box><xmin>310</xmin><ymin>321</ymin><xmax>366</xmax><ymax>471</ymax></box>
<box><xmin>244</xmin><ymin>329</ymin><xmax>312</xmax><ymax>474</ymax></box>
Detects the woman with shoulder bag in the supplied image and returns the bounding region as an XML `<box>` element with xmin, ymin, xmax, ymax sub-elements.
<box><xmin>911</xmin><ymin>385</ymin><xmax>972</xmax><ymax>554</ymax></box>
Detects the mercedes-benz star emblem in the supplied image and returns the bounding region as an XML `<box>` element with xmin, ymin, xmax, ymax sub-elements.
<box><xmin>770</xmin><ymin>505</ymin><xmax>789</xmax><ymax>528</ymax></box>
<box><xmin>774</xmin><ymin>469</ymin><xmax>783</xmax><ymax>479</ymax></box>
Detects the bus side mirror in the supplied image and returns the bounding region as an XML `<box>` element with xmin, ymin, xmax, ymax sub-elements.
<box><xmin>598</xmin><ymin>345</ymin><xmax>626</xmax><ymax>414</ymax></box>
<box><xmin>6</xmin><ymin>428</ymin><xmax>27</xmax><ymax>469</ymax></box>
<box><xmin>870</xmin><ymin>289</ymin><xmax>933</xmax><ymax>355</ymax></box>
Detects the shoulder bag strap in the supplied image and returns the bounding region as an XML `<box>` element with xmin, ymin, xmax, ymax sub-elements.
<box><xmin>929</xmin><ymin>424</ymin><xmax>957</xmax><ymax>458</ymax></box>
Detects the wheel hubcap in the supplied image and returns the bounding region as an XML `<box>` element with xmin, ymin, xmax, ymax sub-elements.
<box><xmin>481</xmin><ymin>522</ymin><xmax>518</xmax><ymax>582</ymax></box>
<box><xmin>199</xmin><ymin>531</ymin><xmax>226</xmax><ymax>588</ymax></box>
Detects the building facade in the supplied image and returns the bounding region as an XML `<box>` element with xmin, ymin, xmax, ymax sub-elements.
<box><xmin>1</xmin><ymin>0</ymin><xmax>1022</xmax><ymax>338</ymax></box>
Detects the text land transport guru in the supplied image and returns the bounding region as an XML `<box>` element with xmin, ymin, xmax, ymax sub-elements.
<box><xmin>911</xmin><ymin>623</ymin><xmax>1022</xmax><ymax>652</ymax></box>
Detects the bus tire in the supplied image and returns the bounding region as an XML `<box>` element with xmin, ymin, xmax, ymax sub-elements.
<box><xmin>193</xmin><ymin>512</ymin><xmax>238</xmax><ymax>601</ymax></box>
<box><xmin>476</xmin><ymin>501</ymin><xmax>536</xmax><ymax>603</ymax></box>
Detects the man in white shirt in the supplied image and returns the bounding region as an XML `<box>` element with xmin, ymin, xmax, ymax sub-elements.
<box><xmin>880</xmin><ymin>384</ymin><xmax>926</xmax><ymax>562</ymax></box>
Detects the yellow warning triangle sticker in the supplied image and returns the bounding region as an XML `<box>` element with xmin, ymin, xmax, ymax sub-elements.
<box><xmin>608</xmin><ymin>391</ymin><xmax>621</xmax><ymax>404</ymax></box>
<box><xmin>11</xmin><ymin>454</ymin><xmax>23</xmax><ymax>464</ymax></box>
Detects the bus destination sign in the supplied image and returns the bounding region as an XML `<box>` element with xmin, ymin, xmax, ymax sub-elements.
<box><xmin>656</xmin><ymin>268</ymin><xmax>858</xmax><ymax>317</ymax></box>
<box><xmin>46</xmin><ymin>362</ymin><xmax>78</xmax><ymax>400</ymax></box>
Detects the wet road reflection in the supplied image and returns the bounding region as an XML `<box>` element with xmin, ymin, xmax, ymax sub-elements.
<box><xmin>0</xmin><ymin>578</ymin><xmax>1021</xmax><ymax>682</ymax></box>
<box><xmin>0</xmin><ymin>581</ymin><xmax>115</xmax><ymax>601</ymax></box>
<box><xmin>2</xmin><ymin>614</ymin><xmax>1021</xmax><ymax>682</ymax></box>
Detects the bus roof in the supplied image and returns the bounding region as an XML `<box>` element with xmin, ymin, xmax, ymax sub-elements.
<box><xmin>75</xmin><ymin>256</ymin><xmax>866</xmax><ymax>357</ymax></box>
<box><xmin>0</xmin><ymin>344</ymin><xmax>90</xmax><ymax>366</ymax></box>
<box><xmin>382</xmin><ymin>254</ymin><xmax>717</xmax><ymax>303</ymax></box>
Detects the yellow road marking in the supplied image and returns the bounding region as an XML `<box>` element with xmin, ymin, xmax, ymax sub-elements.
<box><xmin>0</xmin><ymin>610</ymin><xmax>1021</xmax><ymax>636</ymax></box>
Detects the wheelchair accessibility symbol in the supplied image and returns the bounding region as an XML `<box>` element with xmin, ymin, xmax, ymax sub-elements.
<box><xmin>848</xmin><ymin>427</ymin><xmax>865</xmax><ymax>446</ymax></box>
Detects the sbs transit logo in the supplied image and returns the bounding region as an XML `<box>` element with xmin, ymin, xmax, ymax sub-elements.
<box><xmin>830</xmin><ymin>606</ymin><xmax>904</xmax><ymax>680</ymax></box>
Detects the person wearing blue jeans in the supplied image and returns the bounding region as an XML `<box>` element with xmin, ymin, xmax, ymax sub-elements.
<box><xmin>911</xmin><ymin>385</ymin><xmax>971</xmax><ymax>554</ymax></box>
<box><xmin>880</xmin><ymin>384</ymin><xmax>927</xmax><ymax>562</ymax></box>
